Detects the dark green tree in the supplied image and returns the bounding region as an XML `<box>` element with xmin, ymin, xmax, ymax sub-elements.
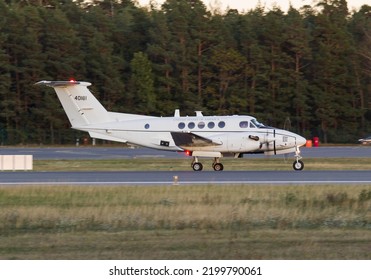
<box><xmin>205</xmin><ymin>47</ymin><xmax>247</xmax><ymax>114</ymax></box>
<box><xmin>159</xmin><ymin>0</ymin><xmax>209</xmax><ymax>114</ymax></box>
<box><xmin>310</xmin><ymin>0</ymin><xmax>361</xmax><ymax>142</ymax></box>
<box><xmin>2</xmin><ymin>3</ymin><xmax>48</xmax><ymax>143</ymax></box>
<box><xmin>0</xmin><ymin>0</ymin><xmax>12</xmax><ymax>144</ymax></box>
<box><xmin>348</xmin><ymin>5</ymin><xmax>371</xmax><ymax>134</ymax></box>
<box><xmin>258</xmin><ymin>7</ymin><xmax>293</xmax><ymax>127</ymax></box>
<box><xmin>0</xmin><ymin>0</ymin><xmax>369</xmax><ymax>144</ymax></box>
<box><xmin>77</xmin><ymin>7</ymin><xmax>125</xmax><ymax>112</ymax></box>
<box><xmin>238</xmin><ymin>7</ymin><xmax>267</xmax><ymax>117</ymax></box>
<box><xmin>129</xmin><ymin>52</ymin><xmax>156</xmax><ymax>114</ymax></box>
<box><xmin>147</xmin><ymin>8</ymin><xmax>177</xmax><ymax>115</ymax></box>
<box><xmin>283</xmin><ymin>6</ymin><xmax>312</xmax><ymax>135</ymax></box>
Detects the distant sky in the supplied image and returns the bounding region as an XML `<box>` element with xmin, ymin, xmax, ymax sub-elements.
<box><xmin>136</xmin><ymin>0</ymin><xmax>368</xmax><ymax>12</ymax></box>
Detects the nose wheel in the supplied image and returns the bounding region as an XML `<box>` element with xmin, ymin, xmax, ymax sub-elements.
<box><xmin>293</xmin><ymin>159</ymin><xmax>304</xmax><ymax>170</ymax></box>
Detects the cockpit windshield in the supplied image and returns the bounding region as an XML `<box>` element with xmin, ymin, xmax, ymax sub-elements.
<box><xmin>251</xmin><ymin>118</ymin><xmax>266</xmax><ymax>128</ymax></box>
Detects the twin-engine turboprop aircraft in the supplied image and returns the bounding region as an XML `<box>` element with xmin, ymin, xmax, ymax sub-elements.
<box><xmin>36</xmin><ymin>80</ymin><xmax>307</xmax><ymax>171</ymax></box>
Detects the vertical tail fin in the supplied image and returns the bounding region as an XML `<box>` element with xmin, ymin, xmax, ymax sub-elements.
<box><xmin>36</xmin><ymin>80</ymin><xmax>111</xmax><ymax>127</ymax></box>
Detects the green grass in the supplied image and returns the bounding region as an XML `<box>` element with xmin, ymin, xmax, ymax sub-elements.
<box><xmin>33</xmin><ymin>157</ymin><xmax>371</xmax><ymax>171</ymax></box>
<box><xmin>0</xmin><ymin>184</ymin><xmax>370</xmax><ymax>259</ymax></box>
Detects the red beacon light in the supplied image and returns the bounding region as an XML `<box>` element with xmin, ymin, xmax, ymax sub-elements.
<box><xmin>185</xmin><ymin>150</ymin><xmax>192</xmax><ymax>156</ymax></box>
<box><xmin>69</xmin><ymin>78</ymin><xmax>77</xmax><ymax>83</ymax></box>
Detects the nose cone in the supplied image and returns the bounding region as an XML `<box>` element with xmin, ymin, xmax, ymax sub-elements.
<box><xmin>296</xmin><ymin>135</ymin><xmax>307</xmax><ymax>147</ymax></box>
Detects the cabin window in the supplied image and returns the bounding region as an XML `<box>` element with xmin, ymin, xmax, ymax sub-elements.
<box><xmin>239</xmin><ymin>121</ymin><xmax>248</xmax><ymax>128</ymax></box>
<box><xmin>198</xmin><ymin>122</ymin><xmax>205</xmax><ymax>129</ymax></box>
<box><xmin>249</xmin><ymin>122</ymin><xmax>256</xmax><ymax>128</ymax></box>
<box><xmin>218</xmin><ymin>121</ymin><xmax>225</xmax><ymax>128</ymax></box>
<box><xmin>208</xmin><ymin>122</ymin><xmax>215</xmax><ymax>129</ymax></box>
<box><xmin>178</xmin><ymin>122</ymin><xmax>185</xmax><ymax>129</ymax></box>
<box><xmin>188</xmin><ymin>122</ymin><xmax>195</xmax><ymax>129</ymax></box>
<box><xmin>144</xmin><ymin>124</ymin><xmax>150</xmax><ymax>129</ymax></box>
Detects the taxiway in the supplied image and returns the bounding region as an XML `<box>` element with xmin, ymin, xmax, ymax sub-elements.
<box><xmin>1</xmin><ymin>170</ymin><xmax>371</xmax><ymax>185</ymax></box>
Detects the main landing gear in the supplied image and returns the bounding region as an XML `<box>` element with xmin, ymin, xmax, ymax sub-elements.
<box><xmin>191</xmin><ymin>157</ymin><xmax>224</xmax><ymax>171</ymax></box>
<box><xmin>292</xmin><ymin>146</ymin><xmax>304</xmax><ymax>171</ymax></box>
<box><xmin>189</xmin><ymin>148</ymin><xmax>305</xmax><ymax>171</ymax></box>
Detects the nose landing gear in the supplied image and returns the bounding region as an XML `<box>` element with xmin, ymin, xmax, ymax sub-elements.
<box><xmin>293</xmin><ymin>146</ymin><xmax>304</xmax><ymax>171</ymax></box>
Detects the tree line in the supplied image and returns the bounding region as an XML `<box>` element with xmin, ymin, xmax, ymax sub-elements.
<box><xmin>0</xmin><ymin>0</ymin><xmax>370</xmax><ymax>144</ymax></box>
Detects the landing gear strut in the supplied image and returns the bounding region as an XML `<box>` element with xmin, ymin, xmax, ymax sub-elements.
<box><xmin>293</xmin><ymin>146</ymin><xmax>304</xmax><ymax>171</ymax></box>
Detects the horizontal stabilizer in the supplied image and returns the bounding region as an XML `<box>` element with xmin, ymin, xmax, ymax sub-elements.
<box><xmin>35</xmin><ymin>80</ymin><xmax>90</xmax><ymax>87</ymax></box>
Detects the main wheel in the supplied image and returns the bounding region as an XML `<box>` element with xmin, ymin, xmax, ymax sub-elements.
<box><xmin>213</xmin><ymin>163</ymin><xmax>224</xmax><ymax>171</ymax></box>
<box><xmin>192</xmin><ymin>162</ymin><xmax>203</xmax><ymax>171</ymax></box>
<box><xmin>293</xmin><ymin>160</ymin><xmax>304</xmax><ymax>171</ymax></box>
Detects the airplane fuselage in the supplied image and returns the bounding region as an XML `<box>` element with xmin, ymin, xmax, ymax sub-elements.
<box><xmin>75</xmin><ymin>115</ymin><xmax>304</xmax><ymax>156</ymax></box>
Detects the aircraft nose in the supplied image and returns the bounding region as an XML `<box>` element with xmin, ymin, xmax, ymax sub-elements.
<box><xmin>296</xmin><ymin>135</ymin><xmax>307</xmax><ymax>147</ymax></box>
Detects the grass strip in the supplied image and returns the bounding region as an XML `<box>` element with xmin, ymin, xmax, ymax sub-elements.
<box><xmin>33</xmin><ymin>157</ymin><xmax>371</xmax><ymax>171</ymax></box>
<box><xmin>0</xmin><ymin>184</ymin><xmax>370</xmax><ymax>259</ymax></box>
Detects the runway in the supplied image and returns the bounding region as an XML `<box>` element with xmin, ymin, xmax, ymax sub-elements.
<box><xmin>1</xmin><ymin>170</ymin><xmax>371</xmax><ymax>185</ymax></box>
<box><xmin>1</xmin><ymin>146</ymin><xmax>371</xmax><ymax>185</ymax></box>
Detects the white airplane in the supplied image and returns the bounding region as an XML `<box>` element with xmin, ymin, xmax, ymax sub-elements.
<box><xmin>36</xmin><ymin>80</ymin><xmax>307</xmax><ymax>171</ymax></box>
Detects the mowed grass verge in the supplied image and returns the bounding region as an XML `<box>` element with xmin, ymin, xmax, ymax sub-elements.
<box><xmin>0</xmin><ymin>184</ymin><xmax>370</xmax><ymax>259</ymax></box>
<box><xmin>33</xmin><ymin>157</ymin><xmax>371</xmax><ymax>171</ymax></box>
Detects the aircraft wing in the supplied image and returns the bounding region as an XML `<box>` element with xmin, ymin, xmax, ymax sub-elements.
<box><xmin>171</xmin><ymin>132</ymin><xmax>222</xmax><ymax>148</ymax></box>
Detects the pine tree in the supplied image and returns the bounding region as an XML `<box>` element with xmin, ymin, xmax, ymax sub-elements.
<box><xmin>284</xmin><ymin>6</ymin><xmax>312</xmax><ymax>135</ymax></box>
<box><xmin>238</xmin><ymin>7</ymin><xmax>266</xmax><ymax>117</ymax></box>
<box><xmin>0</xmin><ymin>0</ymin><xmax>12</xmax><ymax>144</ymax></box>
<box><xmin>39</xmin><ymin>6</ymin><xmax>83</xmax><ymax>143</ymax></box>
<box><xmin>348</xmin><ymin>5</ymin><xmax>371</xmax><ymax>134</ymax></box>
<box><xmin>310</xmin><ymin>0</ymin><xmax>361</xmax><ymax>142</ymax></box>
<box><xmin>147</xmin><ymin>8</ymin><xmax>177</xmax><ymax>115</ymax></box>
<box><xmin>129</xmin><ymin>52</ymin><xmax>156</xmax><ymax>114</ymax></box>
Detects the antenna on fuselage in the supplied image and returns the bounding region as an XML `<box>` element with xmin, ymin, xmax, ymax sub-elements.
<box><xmin>195</xmin><ymin>111</ymin><xmax>203</xmax><ymax>117</ymax></box>
<box><xmin>174</xmin><ymin>109</ymin><xmax>180</xmax><ymax>117</ymax></box>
